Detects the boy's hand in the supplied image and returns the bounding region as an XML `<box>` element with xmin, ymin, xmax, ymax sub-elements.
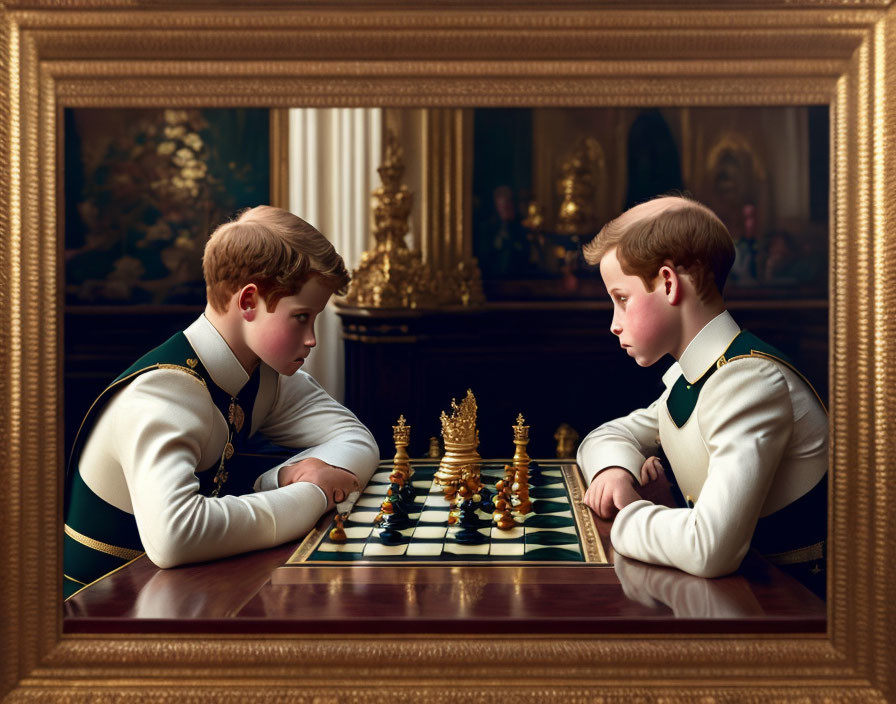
<box><xmin>639</xmin><ymin>456</ymin><xmax>663</xmax><ymax>485</ymax></box>
<box><xmin>278</xmin><ymin>457</ymin><xmax>360</xmax><ymax>510</ymax></box>
<box><xmin>584</xmin><ymin>467</ymin><xmax>642</xmax><ymax>519</ymax></box>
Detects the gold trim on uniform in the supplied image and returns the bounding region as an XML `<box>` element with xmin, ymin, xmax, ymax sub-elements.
<box><xmin>156</xmin><ymin>363</ymin><xmax>204</xmax><ymax>383</ymax></box>
<box><xmin>725</xmin><ymin>351</ymin><xmax>828</xmax><ymax>414</ymax></box>
<box><xmin>64</xmin><ymin>523</ymin><xmax>143</xmax><ymax>561</ymax></box>
<box><xmin>69</xmin><ymin>363</ymin><xmax>207</xmax><ymax>470</ymax></box>
<box><xmin>63</xmin><ymin>553</ymin><xmax>146</xmax><ymax>602</ymax></box>
<box><xmin>228</xmin><ymin>400</ymin><xmax>245</xmax><ymax>432</ymax></box>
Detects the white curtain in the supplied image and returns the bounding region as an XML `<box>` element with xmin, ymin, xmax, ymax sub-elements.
<box><xmin>289</xmin><ymin>108</ymin><xmax>382</xmax><ymax>402</ymax></box>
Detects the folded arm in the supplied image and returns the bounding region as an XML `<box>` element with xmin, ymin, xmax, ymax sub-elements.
<box><xmin>113</xmin><ymin>370</ymin><xmax>332</xmax><ymax>569</ymax></box>
<box><xmin>252</xmin><ymin>371</ymin><xmax>379</xmax><ymax>494</ymax></box>
<box><xmin>610</xmin><ymin>359</ymin><xmax>794</xmax><ymax>578</ymax></box>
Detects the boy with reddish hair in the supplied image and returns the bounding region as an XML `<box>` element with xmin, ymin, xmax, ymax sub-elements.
<box><xmin>64</xmin><ymin>206</ymin><xmax>379</xmax><ymax>600</ymax></box>
<box><xmin>578</xmin><ymin>196</ymin><xmax>828</xmax><ymax>596</ymax></box>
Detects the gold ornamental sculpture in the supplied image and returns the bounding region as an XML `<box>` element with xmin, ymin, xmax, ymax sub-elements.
<box><xmin>434</xmin><ymin>389</ymin><xmax>482</xmax><ymax>489</ymax></box>
<box><xmin>344</xmin><ymin>131</ymin><xmax>433</xmax><ymax>308</ymax></box>
<box><xmin>344</xmin><ymin>130</ymin><xmax>484</xmax><ymax>308</ymax></box>
<box><xmin>555</xmin><ymin>137</ymin><xmax>599</xmax><ymax>237</ymax></box>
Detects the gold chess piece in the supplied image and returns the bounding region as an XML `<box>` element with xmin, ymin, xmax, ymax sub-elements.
<box><xmin>329</xmin><ymin>513</ymin><xmax>347</xmax><ymax>542</ymax></box>
<box><xmin>392</xmin><ymin>415</ymin><xmax>411</xmax><ymax>464</ymax></box>
<box><xmin>554</xmin><ymin>423</ymin><xmax>579</xmax><ymax>459</ymax></box>
<box><xmin>512</xmin><ymin>413</ymin><xmax>530</xmax><ymax>469</ymax></box>
<box><xmin>427</xmin><ymin>436</ymin><xmax>441</xmax><ymax>458</ymax></box>
<box><xmin>435</xmin><ymin>389</ymin><xmax>482</xmax><ymax>488</ymax></box>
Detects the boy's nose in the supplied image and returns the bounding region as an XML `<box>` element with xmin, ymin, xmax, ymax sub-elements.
<box><xmin>610</xmin><ymin>317</ymin><xmax>622</xmax><ymax>336</ymax></box>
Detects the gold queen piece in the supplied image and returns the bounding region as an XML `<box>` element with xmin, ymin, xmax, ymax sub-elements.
<box><xmin>435</xmin><ymin>389</ymin><xmax>481</xmax><ymax>488</ymax></box>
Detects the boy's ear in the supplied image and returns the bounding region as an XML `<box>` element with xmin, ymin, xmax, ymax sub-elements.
<box><xmin>237</xmin><ymin>284</ymin><xmax>259</xmax><ymax>321</ymax></box>
<box><xmin>658</xmin><ymin>265</ymin><xmax>682</xmax><ymax>305</ymax></box>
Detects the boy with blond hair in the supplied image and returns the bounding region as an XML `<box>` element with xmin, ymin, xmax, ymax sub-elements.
<box><xmin>64</xmin><ymin>206</ymin><xmax>379</xmax><ymax>600</ymax></box>
<box><xmin>578</xmin><ymin>196</ymin><xmax>828</xmax><ymax>596</ymax></box>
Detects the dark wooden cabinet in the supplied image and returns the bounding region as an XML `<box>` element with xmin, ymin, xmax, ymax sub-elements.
<box><xmin>336</xmin><ymin>301</ymin><xmax>828</xmax><ymax>460</ymax></box>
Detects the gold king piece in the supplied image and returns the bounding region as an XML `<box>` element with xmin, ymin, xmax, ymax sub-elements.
<box><xmin>392</xmin><ymin>415</ymin><xmax>411</xmax><ymax>464</ymax></box>
<box><xmin>512</xmin><ymin>413</ymin><xmax>530</xmax><ymax>469</ymax></box>
<box><xmin>435</xmin><ymin>389</ymin><xmax>481</xmax><ymax>488</ymax></box>
<box><xmin>391</xmin><ymin>415</ymin><xmax>412</xmax><ymax>485</ymax></box>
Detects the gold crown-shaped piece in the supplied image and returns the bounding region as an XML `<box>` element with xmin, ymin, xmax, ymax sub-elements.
<box><xmin>513</xmin><ymin>413</ymin><xmax>529</xmax><ymax>441</ymax></box>
<box><xmin>440</xmin><ymin>389</ymin><xmax>478</xmax><ymax>446</ymax></box>
<box><xmin>392</xmin><ymin>415</ymin><xmax>411</xmax><ymax>444</ymax></box>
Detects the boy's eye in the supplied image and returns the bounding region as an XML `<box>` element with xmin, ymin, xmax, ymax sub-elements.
<box><xmin>294</xmin><ymin>313</ymin><xmax>310</xmax><ymax>322</ymax></box>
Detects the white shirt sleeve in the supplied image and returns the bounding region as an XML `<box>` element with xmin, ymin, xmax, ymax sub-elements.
<box><xmin>111</xmin><ymin>370</ymin><xmax>330</xmax><ymax>569</ymax></box>
<box><xmin>609</xmin><ymin>358</ymin><xmax>794</xmax><ymax>578</ymax></box>
<box><xmin>576</xmin><ymin>399</ymin><xmax>663</xmax><ymax>486</ymax></box>
<box><xmin>251</xmin><ymin>371</ymin><xmax>380</xmax><ymax>492</ymax></box>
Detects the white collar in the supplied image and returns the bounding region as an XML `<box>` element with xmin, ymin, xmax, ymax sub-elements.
<box><xmin>677</xmin><ymin>310</ymin><xmax>741</xmax><ymax>384</ymax></box>
<box><xmin>183</xmin><ymin>314</ymin><xmax>253</xmax><ymax>397</ymax></box>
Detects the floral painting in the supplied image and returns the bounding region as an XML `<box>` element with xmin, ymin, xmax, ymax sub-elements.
<box><xmin>64</xmin><ymin>108</ymin><xmax>270</xmax><ymax>305</ymax></box>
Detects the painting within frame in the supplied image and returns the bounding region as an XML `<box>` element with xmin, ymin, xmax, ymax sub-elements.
<box><xmin>470</xmin><ymin>106</ymin><xmax>829</xmax><ymax>303</ymax></box>
<box><xmin>2</xmin><ymin>3</ymin><xmax>894</xmax><ymax>702</ymax></box>
<box><xmin>63</xmin><ymin>107</ymin><xmax>273</xmax><ymax>306</ymax></box>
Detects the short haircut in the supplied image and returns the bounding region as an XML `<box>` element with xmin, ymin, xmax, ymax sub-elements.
<box><xmin>582</xmin><ymin>196</ymin><xmax>735</xmax><ymax>301</ymax></box>
<box><xmin>203</xmin><ymin>206</ymin><xmax>350</xmax><ymax>313</ymax></box>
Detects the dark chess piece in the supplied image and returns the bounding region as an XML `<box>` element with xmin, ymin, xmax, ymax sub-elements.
<box><xmin>385</xmin><ymin>481</ymin><xmax>414</xmax><ymax>514</ymax></box>
<box><xmin>398</xmin><ymin>479</ymin><xmax>416</xmax><ymax>507</ymax></box>
<box><xmin>378</xmin><ymin>496</ymin><xmax>412</xmax><ymax>545</ymax></box>
<box><xmin>528</xmin><ymin>460</ymin><xmax>551</xmax><ymax>486</ymax></box>
<box><xmin>479</xmin><ymin>487</ymin><xmax>495</xmax><ymax>513</ymax></box>
<box><xmin>455</xmin><ymin>498</ymin><xmax>488</xmax><ymax>545</ymax></box>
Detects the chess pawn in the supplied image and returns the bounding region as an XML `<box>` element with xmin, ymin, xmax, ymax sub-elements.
<box><xmin>496</xmin><ymin>508</ymin><xmax>516</xmax><ymax>531</ymax></box>
<box><xmin>492</xmin><ymin>494</ymin><xmax>509</xmax><ymax>522</ymax></box>
<box><xmin>329</xmin><ymin>513</ymin><xmax>347</xmax><ymax>542</ymax></box>
<box><xmin>389</xmin><ymin>468</ymin><xmax>406</xmax><ymax>487</ymax></box>
<box><xmin>514</xmin><ymin>484</ymin><xmax>532</xmax><ymax>516</ymax></box>
<box><xmin>502</xmin><ymin>465</ymin><xmax>514</xmax><ymax>485</ymax></box>
<box><xmin>513</xmin><ymin>469</ymin><xmax>530</xmax><ymax>490</ymax></box>
<box><xmin>455</xmin><ymin>498</ymin><xmax>488</xmax><ymax>544</ymax></box>
<box><xmin>398</xmin><ymin>479</ymin><xmax>416</xmax><ymax>506</ymax></box>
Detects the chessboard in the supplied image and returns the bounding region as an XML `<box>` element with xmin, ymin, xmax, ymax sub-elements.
<box><xmin>283</xmin><ymin>459</ymin><xmax>607</xmax><ymax>566</ymax></box>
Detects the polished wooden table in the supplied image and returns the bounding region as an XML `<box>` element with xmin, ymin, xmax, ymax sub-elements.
<box><xmin>64</xmin><ymin>470</ymin><xmax>826</xmax><ymax>635</ymax></box>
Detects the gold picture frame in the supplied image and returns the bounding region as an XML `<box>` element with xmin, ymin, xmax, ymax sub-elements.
<box><xmin>2</xmin><ymin>2</ymin><xmax>893</xmax><ymax>701</ymax></box>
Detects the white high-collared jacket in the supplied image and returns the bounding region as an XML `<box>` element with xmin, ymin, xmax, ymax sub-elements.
<box><xmin>577</xmin><ymin>311</ymin><xmax>828</xmax><ymax>578</ymax></box>
<box><xmin>77</xmin><ymin>314</ymin><xmax>380</xmax><ymax>569</ymax></box>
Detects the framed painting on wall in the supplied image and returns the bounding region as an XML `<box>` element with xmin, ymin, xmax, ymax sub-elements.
<box><xmin>471</xmin><ymin>106</ymin><xmax>829</xmax><ymax>303</ymax></box>
<box><xmin>63</xmin><ymin>107</ymin><xmax>288</xmax><ymax>306</ymax></box>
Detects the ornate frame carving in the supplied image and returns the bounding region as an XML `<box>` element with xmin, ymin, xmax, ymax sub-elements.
<box><xmin>2</xmin><ymin>2</ymin><xmax>893</xmax><ymax>700</ymax></box>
